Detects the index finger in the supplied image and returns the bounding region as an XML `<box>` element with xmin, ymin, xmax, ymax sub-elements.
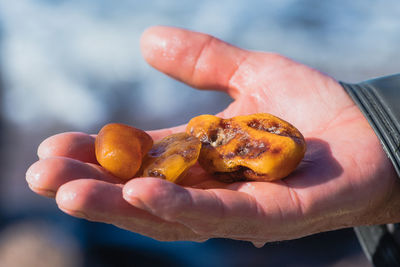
<box><xmin>36</xmin><ymin>126</ymin><xmax>187</xmax><ymax>163</ymax></box>
<box><xmin>38</xmin><ymin>132</ymin><xmax>97</xmax><ymax>163</ymax></box>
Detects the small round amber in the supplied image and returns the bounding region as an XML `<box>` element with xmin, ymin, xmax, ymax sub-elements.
<box><xmin>95</xmin><ymin>123</ymin><xmax>153</xmax><ymax>180</ymax></box>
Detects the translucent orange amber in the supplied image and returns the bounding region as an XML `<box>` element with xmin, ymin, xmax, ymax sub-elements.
<box><xmin>141</xmin><ymin>133</ymin><xmax>201</xmax><ymax>183</ymax></box>
<box><xmin>95</xmin><ymin>123</ymin><xmax>153</xmax><ymax>180</ymax></box>
<box><xmin>186</xmin><ymin>113</ymin><xmax>306</xmax><ymax>182</ymax></box>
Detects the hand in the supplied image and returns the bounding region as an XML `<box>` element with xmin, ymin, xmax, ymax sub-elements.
<box><xmin>26</xmin><ymin>26</ymin><xmax>400</xmax><ymax>246</ymax></box>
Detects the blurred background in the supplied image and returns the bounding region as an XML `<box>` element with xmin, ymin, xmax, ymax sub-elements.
<box><xmin>0</xmin><ymin>0</ymin><xmax>399</xmax><ymax>266</ymax></box>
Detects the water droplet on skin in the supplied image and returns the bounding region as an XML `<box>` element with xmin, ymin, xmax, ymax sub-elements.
<box><xmin>251</xmin><ymin>241</ymin><xmax>267</xmax><ymax>248</ymax></box>
<box><xmin>252</xmin><ymin>241</ymin><xmax>266</xmax><ymax>248</ymax></box>
<box><xmin>60</xmin><ymin>191</ymin><xmax>77</xmax><ymax>202</ymax></box>
<box><xmin>245</xmin><ymin>182</ymin><xmax>255</xmax><ymax>191</ymax></box>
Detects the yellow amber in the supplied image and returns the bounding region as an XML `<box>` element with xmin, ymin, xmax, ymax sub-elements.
<box><xmin>187</xmin><ymin>113</ymin><xmax>306</xmax><ymax>182</ymax></box>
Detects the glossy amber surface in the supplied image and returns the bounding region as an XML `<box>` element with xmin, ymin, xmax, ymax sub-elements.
<box><xmin>95</xmin><ymin>123</ymin><xmax>153</xmax><ymax>180</ymax></box>
<box><xmin>141</xmin><ymin>133</ymin><xmax>201</xmax><ymax>183</ymax></box>
<box><xmin>187</xmin><ymin>113</ymin><xmax>306</xmax><ymax>182</ymax></box>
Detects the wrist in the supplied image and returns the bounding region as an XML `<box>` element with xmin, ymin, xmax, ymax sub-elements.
<box><xmin>364</xmin><ymin>151</ymin><xmax>400</xmax><ymax>225</ymax></box>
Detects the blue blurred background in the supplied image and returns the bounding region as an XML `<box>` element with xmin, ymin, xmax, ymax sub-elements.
<box><xmin>0</xmin><ymin>0</ymin><xmax>399</xmax><ymax>266</ymax></box>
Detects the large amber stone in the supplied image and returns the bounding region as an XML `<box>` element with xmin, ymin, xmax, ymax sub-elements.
<box><xmin>186</xmin><ymin>113</ymin><xmax>306</xmax><ymax>182</ymax></box>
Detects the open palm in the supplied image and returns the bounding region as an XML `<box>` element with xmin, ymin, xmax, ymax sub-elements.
<box><xmin>26</xmin><ymin>26</ymin><xmax>400</xmax><ymax>246</ymax></box>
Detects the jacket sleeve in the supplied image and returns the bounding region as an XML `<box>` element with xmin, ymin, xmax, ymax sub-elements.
<box><xmin>340</xmin><ymin>74</ymin><xmax>400</xmax><ymax>177</ymax></box>
<box><xmin>340</xmin><ymin>74</ymin><xmax>400</xmax><ymax>267</ymax></box>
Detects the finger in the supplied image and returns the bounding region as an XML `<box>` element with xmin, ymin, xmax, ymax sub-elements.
<box><xmin>123</xmin><ymin>178</ymin><xmax>269</xmax><ymax>239</ymax></box>
<box><xmin>26</xmin><ymin>157</ymin><xmax>122</xmax><ymax>198</ymax></box>
<box><xmin>37</xmin><ymin>128</ymin><xmax>181</xmax><ymax>162</ymax></box>
<box><xmin>38</xmin><ymin>132</ymin><xmax>97</xmax><ymax>163</ymax></box>
<box><xmin>141</xmin><ymin>26</ymin><xmax>249</xmax><ymax>98</ymax></box>
<box><xmin>56</xmin><ymin>179</ymin><xmax>205</xmax><ymax>242</ymax></box>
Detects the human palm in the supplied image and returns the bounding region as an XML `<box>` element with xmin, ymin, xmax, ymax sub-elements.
<box><xmin>26</xmin><ymin>26</ymin><xmax>400</xmax><ymax>246</ymax></box>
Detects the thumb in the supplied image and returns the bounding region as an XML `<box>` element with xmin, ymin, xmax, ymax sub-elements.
<box><xmin>141</xmin><ymin>26</ymin><xmax>249</xmax><ymax>98</ymax></box>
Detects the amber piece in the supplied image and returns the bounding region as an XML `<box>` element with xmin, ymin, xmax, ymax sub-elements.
<box><xmin>95</xmin><ymin>123</ymin><xmax>153</xmax><ymax>180</ymax></box>
<box><xmin>141</xmin><ymin>133</ymin><xmax>201</xmax><ymax>183</ymax></box>
<box><xmin>186</xmin><ymin>113</ymin><xmax>306</xmax><ymax>182</ymax></box>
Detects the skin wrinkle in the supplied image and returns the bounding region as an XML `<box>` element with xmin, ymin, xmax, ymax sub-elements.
<box><xmin>249</xmin><ymin>91</ymin><xmax>267</xmax><ymax>110</ymax></box>
<box><xmin>356</xmin><ymin>155</ymin><xmax>399</xmax><ymax>225</ymax></box>
<box><xmin>120</xmin><ymin>220</ymin><xmax>188</xmax><ymax>241</ymax></box>
<box><xmin>252</xmin><ymin>193</ymin><xmax>267</xmax><ymax>222</ymax></box>
<box><xmin>265</xmin><ymin>187</ymin><xmax>334</xmax><ymax>240</ymax></box>
<box><xmin>305</xmin><ymin>206</ymin><xmax>360</xmax><ymax>234</ymax></box>
<box><xmin>190</xmin><ymin>35</ymin><xmax>213</xmax><ymax>84</ymax></box>
<box><xmin>307</xmin><ymin>73</ymin><xmax>333</xmax><ymax>115</ymax></box>
<box><xmin>229</xmin><ymin>64</ymin><xmax>255</xmax><ymax>95</ymax></box>
<box><xmin>299</xmin><ymin>183</ymin><xmax>352</xmax><ymax>228</ymax></box>
<box><xmin>229</xmin><ymin>194</ymin><xmax>262</xmax><ymax>237</ymax></box>
<box><xmin>270</xmin><ymin>193</ymin><xmax>284</xmax><ymax>224</ymax></box>
<box><xmin>226</xmin><ymin>53</ymin><xmax>249</xmax><ymax>98</ymax></box>
<box><xmin>204</xmin><ymin>183</ymin><xmax>265</xmax><ymax>240</ymax></box>
<box><xmin>259</xmin><ymin>55</ymin><xmax>299</xmax><ymax>86</ymax></box>
<box><xmin>384</xmin><ymin>179</ymin><xmax>400</xmax><ymax>224</ymax></box>
<box><xmin>153</xmin><ymin>184</ymin><xmax>195</xmax><ymax>223</ymax></box>
<box><xmin>342</xmin><ymin>149</ymin><xmax>379</xmax><ymax>222</ymax></box>
<box><xmin>238</xmin><ymin>193</ymin><xmax>266</xmax><ymax>238</ymax></box>
<box><xmin>342</xmin><ymin>158</ymin><xmax>364</xmax><ymax>212</ymax></box>
<box><xmin>27</xmin><ymin>184</ymin><xmax>56</xmax><ymax>198</ymax></box>
<box><xmin>302</xmin><ymin>184</ymin><xmax>367</xmax><ymax>232</ymax></box>
<box><xmin>168</xmin><ymin>186</ymin><xmax>198</xmax><ymax>221</ymax></box>
<box><xmin>283</xmin><ymin>180</ymin><xmax>306</xmax><ymax>219</ymax></box>
<box><xmin>249</xmin><ymin>64</ymin><xmax>347</xmax><ymax>131</ymax></box>
<box><xmin>113</xmin><ymin>216</ymin><xmax>202</xmax><ymax>242</ymax></box>
<box><xmin>193</xmin><ymin>189</ymin><xmax>226</xmax><ymax>235</ymax></box>
<box><xmin>310</xmin><ymin>104</ymin><xmax>358</xmax><ymax>137</ymax></box>
<box><xmin>380</xmin><ymin>179</ymin><xmax>398</xmax><ymax>222</ymax></box>
<box><xmin>252</xmin><ymin>53</ymin><xmax>294</xmax><ymax>78</ymax></box>
<box><xmin>116</xmin><ymin>208</ymin><xmax>201</xmax><ymax>241</ymax></box>
<box><xmin>179</xmin><ymin>188</ymin><xmax>263</xmax><ymax>238</ymax></box>
<box><xmin>201</xmin><ymin>191</ymin><xmax>265</xmax><ymax>239</ymax></box>
<box><xmin>230</xmin><ymin>59</ymin><xmax>301</xmax><ymax>116</ymax></box>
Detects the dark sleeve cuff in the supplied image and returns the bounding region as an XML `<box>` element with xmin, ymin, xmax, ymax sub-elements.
<box><xmin>340</xmin><ymin>74</ymin><xmax>400</xmax><ymax>178</ymax></box>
